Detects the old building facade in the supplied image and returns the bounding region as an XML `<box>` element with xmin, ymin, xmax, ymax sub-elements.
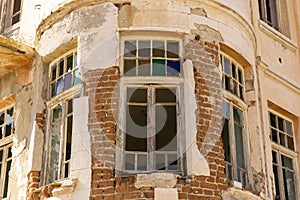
<box><xmin>0</xmin><ymin>0</ymin><xmax>299</xmax><ymax>199</ymax></box>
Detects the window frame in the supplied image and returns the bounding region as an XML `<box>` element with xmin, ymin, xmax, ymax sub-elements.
<box><xmin>0</xmin><ymin>104</ymin><xmax>14</xmax><ymax>199</ymax></box>
<box><xmin>221</xmin><ymin>52</ymin><xmax>249</xmax><ymax>187</ymax></box>
<box><xmin>43</xmin><ymin>49</ymin><xmax>81</xmax><ymax>185</ymax></box>
<box><xmin>117</xmin><ymin>34</ymin><xmax>185</xmax><ymax>176</ymax></box>
<box><xmin>269</xmin><ymin>109</ymin><xmax>299</xmax><ymax>200</ymax></box>
<box><xmin>0</xmin><ymin>0</ymin><xmax>22</xmax><ymax>32</ymax></box>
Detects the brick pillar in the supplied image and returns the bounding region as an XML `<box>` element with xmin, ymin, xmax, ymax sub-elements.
<box><xmin>26</xmin><ymin>171</ymin><xmax>41</xmax><ymax>200</ymax></box>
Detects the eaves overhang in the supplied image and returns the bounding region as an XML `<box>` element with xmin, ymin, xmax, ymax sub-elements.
<box><xmin>0</xmin><ymin>35</ymin><xmax>35</xmax><ymax>78</ymax></box>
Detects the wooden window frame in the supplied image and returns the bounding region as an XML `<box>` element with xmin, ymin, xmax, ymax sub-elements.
<box><xmin>117</xmin><ymin>34</ymin><xmax>185</xmax><ymax>176</ymax></box>
<box><xmin>220</xmin><ymin>52</ymin><xmax>245</xmax><ymax>101</ymax></box>
<box><xmin>269</xmin><ymin>109</ymin><xmax>299</xmax><ymax>199</ymax></box>
<box><xmin>0</xmin><ymin>105</ymin><xmax>14</xmax><ymax>199</ymax></box>
<box><xmin>43</xmin><ymin>49</ymin><xmax>81</xmax><ymax>185</ymax></box>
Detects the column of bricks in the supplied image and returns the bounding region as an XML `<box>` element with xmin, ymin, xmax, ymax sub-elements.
<box><xmin>26</xmin><ymin>171</ymin><xmax>41</xmax><ymax>200</ymax></box>
<box><xmin>175</xmin><ymin>40</ymin><xmax>228</xmax><ymax>199</ymax></box>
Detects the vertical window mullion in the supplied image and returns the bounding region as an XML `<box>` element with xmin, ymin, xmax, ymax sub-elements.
<box><xmin>229</xmin><ymin>104</ymin><xmax>237</xmax><ymax>181</ymax></box>
<box><xmin>148</xmin><ymin>86</ymin><xmax>155</xmax><ymax>171</ymax></box>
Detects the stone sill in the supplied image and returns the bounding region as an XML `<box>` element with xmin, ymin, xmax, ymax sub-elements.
<box><xmin>222</xmin><ymin>187</ymin><xmax>264</xmax><ymax>200</ymax></box>
<box><xmin>34</xmin><ymin>178</ymin><xmax>77</xmax><ymax>197</ymax></box>
<box><xmin>259</xmin><ymin>20</ymin><xmax>297</xmax><ymax>52</ymax></box>
<box><xmin>135</xmin><ymin>173</ymin><xmax>179</xmax><ymax>189</ymax></box>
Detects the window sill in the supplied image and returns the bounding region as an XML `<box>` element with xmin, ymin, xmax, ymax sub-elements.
<box><xmin>34</xmin><ymin>178</ymin><xmax>77</xmax><ymax>197</ymax></box>
<box><xmin>134</xmin><ymin>173</ymin><xmax>179</xmax><ymax>189</ymax></box>
<box><xmin>259</xmin><ymin>20</ymin><xmax>297</xmax><ymax>52</ymax></box>
<box><xmin>271</xmin><ymin>142</ymin><xmax>298</xmax><ymax>157</ymax></box>
<box><xmin>222</xmin><ymin>186</ymin><xmax>263</xmax><ymax>200</ymax></box>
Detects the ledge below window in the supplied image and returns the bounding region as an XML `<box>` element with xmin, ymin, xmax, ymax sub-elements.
<box><xmin>33</xmin><ymin>178</ymin><xmax>77</xmax><ymax>198</ymax></box>
<box><xmin>222</xmin><ymin>186</ymin><xmax>264</xmax><ymax>200</ymax></box>
<box><xmin>135</xmin><ymin>173</ymin><xmax>179</xmax><ymax>189</ymax></box>
<box><xmin>259</xmin><ymin>20</ymin><xmax>297</xmax><ymax>52</ymax></box>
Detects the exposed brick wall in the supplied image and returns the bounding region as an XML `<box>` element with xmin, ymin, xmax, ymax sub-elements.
<box><xmin>26</xmin><ymin>171</ymin><xmax>41</xmax><ymax>200</ymax></box>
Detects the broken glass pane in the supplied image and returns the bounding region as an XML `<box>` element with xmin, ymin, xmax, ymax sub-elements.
<box><xmin>167</xmin><ymin>41</ymin><xmax>179</xmax><ymax>58</ymax></box>
<box><xmin>222</xmin><ymin>119</ymin><xmax>230</xmax><ymax>162</ymax></box>
<box><xmin>273</xmin><ymin>164</ymin><xmax>280</xmax><ymax>200</ymax></box>
<box><xmin>153</xmin><ymin>41</ymin><xmax>165</xmax><ymax>57</ymax></box>
<box><xmin>124</xmin><ymin>60</ymin><xmax>136</xmax><ymax>76</ymax></box>
<box><xmin>124</xmin><ymin>40</ymin><xmax>136</xmax><ymax>57</ymax></box>
<box><xmin>155</xmin><ymin>105</ymin><xmax>177</xmax><ymax>151</ymax></box>
<box><xmin>222</xmin><ymin>101</ymin><xmax>230</xmax><ymax>118</ymax></box>
<box><xmin>137</xmin><ymin>154</ymin><xmax>147</xmax><ymax>171</ymax></box>
<box><xmin>125</xmin><ymin>154</ymin><xmax>135</xmax><ymax>170</ymax></box>
<box><xmin>153</xmin><ymin>59</ymin><xmax>165</xmax><ymax>76</ymax></box>
<box><xmin>67</xmin><ymin>55</ymin><xmax>73</xmax><ymax>71</ymax></box>
<box><xmin>155</xmin><ymin>88</ymin><xmax>176</xmax><ymax>103</ymax></box>
<box><xmin>5</xmin><ymin>124</ymin><xmax>12</xmax><ymax>137</ymax></box>
<box><xmin>167</xmin><ymin>60</ymin><xmax>180</xmax><ymax>76</ymax></box>
<box><xmin>232</xmin><ymin>63</ymin><xmax>236</xmax><ymax>79</ymax></box>
<box><xmin>73</xmin><ymin>69</ymin><xmax>81</xmax><ymax>85</ymax></box>
<box><xmin>138</xmin><ymin>40</ymin><xmax>150</xmax><ymax>57</ymax></box>
<box><xmin>3</xmin><ymin>159</ymin><xmax>11</xmax><ymax>198</ymax></box>
<box><xmin>64</xmin><ymin>72</ymin><xmax>72</xmax><ymax>90</ymax></box>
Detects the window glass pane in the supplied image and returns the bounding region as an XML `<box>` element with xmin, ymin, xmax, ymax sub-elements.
<box><xmin>278</xmin><ymin>117</ymin><xmax>284</xmax><ymax>131</ymax></box>
<box><xmin>233</xmin><ymin>107</ymin><xmax>243</xmax><ymax>125</ymax></box>
<box><xmin>167</xmin><ymin>154</ymin><xmax>178</xmax><ymax>170</ymax></box>
<box><xmin>279</xmin><ymin>132</ymin><xmax>285</xmax><ymax>146</ymax></box>
<box><xmin>167</xmin><ymin>60</ymin><xmax>180</xmax><ymax>76</ymax></box>
<box><xmin>126</xmin><ymin>105</ymin><xmax>147</xmax><ymax>152</ymax></box>
<box><xmin>3</xmin><ymin>159</ymin><xmax>11</xmax><ymax>198</ymax></box>
<box><xmin>232</xmin><ymin>81</ymin><xmax>237</xmax><ymax>95</ymax></box>
<box><xmin>6</xmin><ymin>108</ymin><xmax>13</xmax><ymax>123</ymax></box>
<box><xmin>125</xmin><ymin>154</ymin><xmax>135</xmax><ymax>170</ymax></box>
<box><xmin>64</xmin><ymin>72</ymin><xmax>72</xmax><ymax>90</ymax></box>
<box><xmin>12</xmin><ymin>14</ymin><xmax>20</xmax><ymax>25</ymax></box>
<box><xmin>59</xmin><ymin>60</ymin><xmax>64</xmax><ymax>76</ymax></box>
<box><xmin>56</xmin><ymin>77</ymin><xmax>63</xmax><ymax>94</ymax></box>
<box><xmin>127</xmin><ymin>88</ymin><xmax>147</xmax><ymax>103</ymax></box>
<box><xmin>51</xmin><ymin>65</ymin><xmax>57</xmax><ymax>81</ymax></box>
<box><xmin>285</xmin><ymin>121</ymin><xmax>293</xmax><ymax>135</ymax></box>
<box><xmin>232</xmin><ymin>63</ymin><xmax>236</xmax><ymax>79</ymax></box>
<box><xmin>222</xmin><ymin>101</ymin><xmax>230</xmax><ymax>118</ymax></box>
<box><xmin>5</xmin><ymin>124</ymin><xmax>12</xmax><ymax>137</ymax></box>
<box><xmin>124</xmin><ymin>41</ymin><xmax>136</xmax><ymax>57</ymax></box>
<box><xmin>270</xmin><ymin>113</ymin><xmax>276</xmax><ymax>128</ymax></box>
<box><xmin>273</xmin><ymin>165</ymin><xmax>280</xmax><ymax>200</ymax></box>
<box><xmin>49</xmin><ymin>107</ymin><xmax>62</xmax><ymax>182</ymax></box>
<box><xmin>74</xmin><ymin>52</ymin><xmax>77</xmax><ymax>66</ymax></box>
<box><xmin>67</xmin><ymin>55</ymin><xmax>73</xmax><ymax>71</ymax></box>
<box><xmin>51</xmin><ymin>83</ymin><xmax>56</xmax><ymax>97</ymax></box>
<box><xmin>155</xmin><ymin>88</ymin><xmax>176</xmax><ymax>103</ymax></box>
<box><xmin>225</xmin><ymin>76</ymin><xmax>230</xmax><ymax>91</ymax></box>
<box><xmin>73</xmin><ymin>69</ymin><xmax>81</xmax><ymax>85</ymax></box>
<box><xmin>153</xmin><ymin>41</ymin><xmax>165</xmax><ymax>57</ymax></box>
<box><xmin>222</xmin><ymin>119</ymin><xmax>230</xmax><ymax>162</ymax></box>
<box><xmin>283</xmin><ymin>169</ymin><xmax>295</xmax><ymax>200</ymax></box>
<box><xmin>13</xmin><ymin>0</ymin><xmax>21</xmax><ymax>14</ymax></box>
<box><xmin>239</xmin><ymin>86</ymin><xmax>244</xmax><ymax>100</ymax></box>
<box><xmin>124</xmin><ymin>60</ymin><xmax>136</xmax><ymax>76</ymax></box>
<box><xmin>138</xmin><ymin>60</ymin><xmax>151</xmax><ymax>76</ymax></box>
<box><xmin>0</xmin><ymin>128</ymin><xmax>2</xmax><ymax>139</ymax></box>
<box><xmin>153</xmin><ymin>59</ymin><xmax>165</xmax><ymax>76</ymax></box>
<box><xmin>156</xmin><ymin>153</ymin><xmax>165</xmax><ymax>170</ymax></box>
<box><xmin>167</xmin><ymin>41</ymin><xmax>179</xmax><ymax>58</ymax></box>
<box><xmin>65</xmin><ymin>116</ymin><xmax>73</xmax><ymax>161</ymax></box>
<box><xmin>272</xmin><ymin>151</ymin><xmax>277</xmax><ymax>163</ymax></box>
<box><xmin>67</xmin><ymin>99</ymin><xmax>73</xmax><ymax>114</ymax></box>
<box><xmin>234</xmin><ymin>124</ymin><xmax>245</xmax><ymax>169</ymax></box>
<box><xmin>224</xmin><ymin>57</ymin><xmax>231</xmax><ymax>75</ymax></box>
<box><xmin>138</xmin><ymin>41</ymin><xmax>150</xmax><ymax>57</ymax></box>
<box><xmin>287</xmin><ymin>136</ymin><xmax>294</xmax><ymax>151</ymax></box>
<box><xmin>0</xmin><ymin>150</ymin><xmax>3</xmax><ymax>162</ymax></box>
<box><xmin>0</xmin><ymin>112</ymin><xmax>4</xmax><ymax>125</ymax></box>
<box><xmin>281</xmin><ymin>155</ymin><xmax>293</xmax><ymax>170</ymax></box>
<box><xmin>238</xmin><ymin>69</ymin><xmax>243</xmax><ymax>84</ymax></box>
<box><xmin>137</xmin><ymin>154</ymin><xmax>147</xmax><ymax>171</ymax></box>
<box><xmin>271</xmin><ymin>129</ymin><xmax>278</xmax><ymax>143</ymax></box>
<box><xmin>155</xmin><ymin>106</ymin><xmax>177</xmax><ymax>151</ymax></box>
